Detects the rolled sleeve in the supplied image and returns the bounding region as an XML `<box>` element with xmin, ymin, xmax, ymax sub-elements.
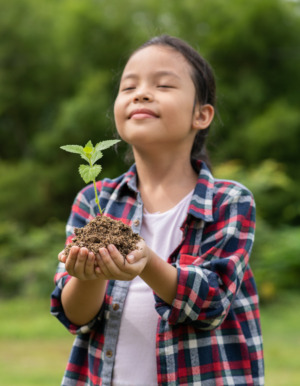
<box><xmin>155</xmin><ymin>188</ymin><xmax>256</xmax><ymax>330</ymax></box>
<box><xmin>51</xmin><ymin>268</ymin><xmax>103</xmax><ymax>335</ymax></box>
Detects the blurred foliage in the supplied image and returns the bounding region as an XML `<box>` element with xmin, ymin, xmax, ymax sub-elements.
<box><xmin>0</xmin><ymin>220</ymin><xmax>65</xmax><ymax>298</ymax></box>
<box><xmin>214</xmin><ymin>161</ymin><xmax>300</xmax><ymax>302</ymax></box>
<box><xmin>0</xmin><ymin>0</ymin><xmax>299</xmax><ymax>299</ymax></box>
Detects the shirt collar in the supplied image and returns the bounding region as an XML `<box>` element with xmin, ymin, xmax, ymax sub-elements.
<box><xmin>117</xmin><ymin>164</ymin><xmax>139</xmax><ymax>195</ymax></box>
<box><xmin>188</xmin><ymin>161</ymin><xmax>214</xmax><ymax>222</ymax></box>
<box><xmin>118</xmin><ymin>161</ymin><xmax>214</xmax><ymax>222</ymax></box>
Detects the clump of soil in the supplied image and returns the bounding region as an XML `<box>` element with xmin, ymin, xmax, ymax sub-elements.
<box><xmin>64</xmin><ymin>215</ymin><xmax>142</xmax><ymax>258</ymax></box>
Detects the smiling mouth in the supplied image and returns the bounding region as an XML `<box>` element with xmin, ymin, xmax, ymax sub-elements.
<box><xmin>129</xmin><ymin>109</ymin><xmax>158</xmax><ymax>119</ymax></box>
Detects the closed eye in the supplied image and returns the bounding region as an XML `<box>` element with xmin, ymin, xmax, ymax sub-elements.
<box><xmin>121</xmin><ymin>86</ymin><xmax>136</xmax><ymax>91</ymax></box>
<box><xmin>157</xmin><ymin>85</ymin><xmax>174</xmax><ymax>89</ymax></box>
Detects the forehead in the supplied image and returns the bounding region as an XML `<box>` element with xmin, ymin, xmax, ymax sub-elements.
<box><xmin>122</xmin><ymin>45</ymin><xmax>193</xmax><ymax>79</ymax></box>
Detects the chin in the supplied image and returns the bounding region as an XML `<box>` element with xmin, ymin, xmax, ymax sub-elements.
<box><xmin>119</xmin><ymin>131</ymin><xmax>151</xmax><ymax>145</ymax></box>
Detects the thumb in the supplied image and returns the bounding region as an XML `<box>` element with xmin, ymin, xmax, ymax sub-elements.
<box><xmin>126</xmin><ymin>253</ymin><xmax>135</xmax><ymax>264</ymax></box>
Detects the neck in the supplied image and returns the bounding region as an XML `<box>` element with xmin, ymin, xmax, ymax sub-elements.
<box><xmin>133</xmin><ymin>148</ymin><xmax>198</xmax><ymax>213</ymax></box>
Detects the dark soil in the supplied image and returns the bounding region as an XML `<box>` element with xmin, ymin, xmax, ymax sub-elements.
<box><xmin>63</xmin><ymin>215</ymin><xmax>142</xmax><ymax>258</ymax></box>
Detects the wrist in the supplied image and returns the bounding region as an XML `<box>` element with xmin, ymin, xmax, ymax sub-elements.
<box><xmin>71</xmin><ymin>276</ymin><xmax>107</xmax><ymax>288</ymax></box>
<box><xmin>139</xmin><ymin>251</ymin><xmax>177</xmax><ymax>305</ymax></box>
<box><xmin>140</xmin><ymin>247</ymin><xmax>154</xmax><ymax>274</ymax></box>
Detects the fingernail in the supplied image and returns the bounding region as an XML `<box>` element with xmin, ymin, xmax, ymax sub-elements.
<box><xmin>127</xmin><ymin>254</ymin><xmax>134</xmax><ymax>262</ymax></box>
<box><xmin>108</xmin><ymin>245</ymin><xmax>115</xmax><ymax>253</ymax></box>
<box><xmin>99</xmin><ymin>247</ymin><xmax>106</xmax><ymax>255</ymax></box>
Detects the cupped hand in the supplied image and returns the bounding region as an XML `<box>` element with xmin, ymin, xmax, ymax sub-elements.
<box><xmin>58</xmin><ymin>246</ymin><xmax>102</xmax><ymax>281</ymax></box>
<box><xmin>96</xmin><ymin>239</ymin><xmax>151</xmax><ymax>281</ymax></box>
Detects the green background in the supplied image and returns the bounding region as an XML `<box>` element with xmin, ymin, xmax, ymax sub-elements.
<box><xmin>0</xmin><ymin>0</ymin><xmax>299</xmax><ymax>384</ymax></box>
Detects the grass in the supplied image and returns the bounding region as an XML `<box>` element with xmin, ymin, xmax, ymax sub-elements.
<box><xmin>0</xmin><ymin>293</ymin><xmax>300</xmax><ymax>385</ymax></box>
<box><xmin>260</xmin><ymin>293</ymin><xmax>300</xmax><ymax>385</ymax></box>
<box><xmin>0</xmin><ymin>298</ymin><xmax>73</xmax><ymax>386</ymax></box>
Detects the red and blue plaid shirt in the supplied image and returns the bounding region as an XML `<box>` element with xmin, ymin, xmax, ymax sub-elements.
<box><xmin>51</xmin><ymin>162</ymin><xmax>264</xmax><ymax>385</ymax></box>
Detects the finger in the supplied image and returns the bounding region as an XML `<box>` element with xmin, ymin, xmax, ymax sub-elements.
<box><xmin>125</xmin><ymin>242</ymin><xmax>145</xmax><ymax>264</ymax></box>
<box><xmin>97</xmin><ymin>248</ymin><xmax>115</xmax><ymax>277</ymax></box>
<box><xmin>94</xmin><ymin>264</ymin><xmax>102</xmax><ymax>276</ymax></box>
<box><xmin>84</xmin><ymin>252</ymin><xmax>96</xmax><ymax>277</ymax></box>
<box><xmin>107</xmin><ymin>245</ymin><xmax>126</xmax><ymax>268</ymax></box>
<box><xmin>58</xmin><ymin>250</ymin><xmax>66</xmax><ymax>263</ymax></box>
<box><xmin>65</xmin><ymin>246</ymin><xmax>80</xmax><ymax>274</ymax></box>
<box><xmin>125</xmin><ymin>253</ymin><xmax>135</xmax><ymax>264</ymax></box>
<box><xmin>73</xmin><ymin>247</ymin><xmax>89</xmax><ymax>275</ymax></box>
<box><xmin>97</xmin><ymin>247</ymin><xmax>132</xmax><ymax>280</ymax></box>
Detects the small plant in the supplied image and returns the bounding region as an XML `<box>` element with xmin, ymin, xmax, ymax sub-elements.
<box><xmin>60</xmin><ymin>138</ymin><xmax>141</xmax><ymax>258</ymax></box>
<box><xmin>61</xmin><ymin>139</ymin><xmax>120</xmax><ymax>215</ymax></box>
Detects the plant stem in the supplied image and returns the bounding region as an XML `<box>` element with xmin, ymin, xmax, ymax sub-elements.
<box><xmin>93</xmin><ymin>179</ymin><xmax>102</xmax><ymax>215</ymax></box>
<box><xmin>88</xmin><ymin>155</ymin><xmax>102</xmax><ymax>215</ymax></box>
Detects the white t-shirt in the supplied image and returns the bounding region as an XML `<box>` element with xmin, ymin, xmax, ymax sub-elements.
<box><xmin>112</xmin><ymin>191</ymin><xmax>193</xmax><ymax>386</ymax></box>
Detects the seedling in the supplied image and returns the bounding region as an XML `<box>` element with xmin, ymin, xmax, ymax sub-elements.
<box><xmin>61</xmin><ymin>139</ymin><xmax>120</xmax><ymax>215</ymax></box>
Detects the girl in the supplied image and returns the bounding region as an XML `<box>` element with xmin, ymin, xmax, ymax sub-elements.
<box><xmin>51</xmin><ymin>35</ymin><xmax>264</xmax><ymax>386</ymax></box>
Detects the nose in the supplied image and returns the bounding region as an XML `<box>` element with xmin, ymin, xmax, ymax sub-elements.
<box><xmin>133</xmin><ymin>87</ymin><xmax>153</xmax><ymax>103</ymax></box>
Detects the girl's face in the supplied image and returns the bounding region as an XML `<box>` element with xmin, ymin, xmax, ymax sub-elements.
<box><xmin>114</xmin><ymin>45</ymin><xmax>202</xmax><ymax>154</ymax></box>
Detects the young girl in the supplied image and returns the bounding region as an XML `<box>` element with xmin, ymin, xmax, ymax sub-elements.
<box><xmin>51</xmin><ymin>35</ymin><xmax>264</xmax><ymax>386</ymax></box>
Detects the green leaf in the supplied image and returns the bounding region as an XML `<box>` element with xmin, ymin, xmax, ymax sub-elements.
<box><xmin>85</xmin><ymin>140</ymin><xmax>94</xmax><ymax>147</ymax></box>
<box><xmin>78</xmin><ymin>164</ymin><xmax>102</xmax><ymax>184</ymax></box>
<box><xmin>60</xmin><ymin>145</ymin><xmax>84</xmax><ymax>155</ymax></box>
<box><xmin>95</xmin><ymin>139</ymin><xmax>120</xmax><ymax>152</ymax></box>
<box><xmin>79</xmin><ymin>153</ymin><xmax>91</xmax><ymax>163</ymax></box>
<box><xmin>90</xmin><ymin>151</ymin><xmax>103</xmax><ymax>165</ymax></box>
<box><xmin>83</xmin><ymin>140</ymin><xmax>94</xmax><ymax>154</ymax></box>
<box><xmin>60</xmin><ymin>145</ymin><xmax>90</xmax><ymax>163</ymax></box>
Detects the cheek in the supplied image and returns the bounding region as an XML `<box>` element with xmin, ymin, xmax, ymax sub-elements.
<box><xmin>113</xmin><ymin>99</ymin><xmax>122</xmax><ymax>128</ymax></box>
<box><xmin>113</xmin><ymin>99</ymin><xmax>129</xmax><ymax>141</ymax></box>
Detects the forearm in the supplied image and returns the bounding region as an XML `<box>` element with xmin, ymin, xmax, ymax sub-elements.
<box><xmin>139</xmin><ymin>250</ymin><xmax>178</xmax><ymax>305</ymax></box>
<box><xmin>61</xmin><ymin>276</ymin><xmax>107</xmax><ymax>326</ymax></box>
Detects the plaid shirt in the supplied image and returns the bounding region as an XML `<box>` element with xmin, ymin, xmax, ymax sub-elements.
<box><xmin>51</xmin><ymin>162</ymin><xmax>264</xmax><ymax>386</ymax></box>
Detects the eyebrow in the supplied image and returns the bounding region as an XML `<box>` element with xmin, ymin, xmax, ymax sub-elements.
<box><xmin>121</xmin><ymin>70</ymin><xmax>181</xmax><ymax>81</ymax></box>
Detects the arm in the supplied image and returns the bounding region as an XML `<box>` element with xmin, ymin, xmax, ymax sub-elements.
<box><xmin>139</xmin><ymin>249</ymin><xmax>178</xmax><ymax>305</ymax></box>
<box><xmin>51</xmin><ymin>182</ymin><xmax>153</xmax><ymax>329</ymax></box>
<box><xmin>59</xmin><ymin>243</ymin><xmax>151</xmax><ymax>325</ymax></box>
<box><xmin>167</xmin><ymin>189</ymin><xmax>256</xmax><ymax>329</ymax></box>
<box><xmin>59</xmin><ymin>247</ymin><xmax>107</xmax><ymax>326</ymax></box>
<box><xmin>51</xmin><ymin>185</ymin><xmax>107</xmax><ymax>332</ymax></box>
<box><xmin>141</xmin><ymin>188</ymin><xmax>256</xmax><ymax>330</ymax></box>
<box><xmin>58</xmin><ymin>242</ymin><xmax>154</xmax><ymax>326</ymax></box>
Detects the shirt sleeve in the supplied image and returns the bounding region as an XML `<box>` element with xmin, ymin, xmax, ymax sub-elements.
<box><xmin>50</xmin><ymin>186</ymin><xmax>104</xmax><ymax>334</ymax></box>
<box><xmin>155</xmin><ymin>186</ymin><xmax>256</xmax><ymax>330</ymax></box>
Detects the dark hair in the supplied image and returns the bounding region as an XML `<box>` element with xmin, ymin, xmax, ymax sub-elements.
<box><xmin>132</xmin><ymin>35</ymin><xmax>216</xmax><ymax>169</ymax></box>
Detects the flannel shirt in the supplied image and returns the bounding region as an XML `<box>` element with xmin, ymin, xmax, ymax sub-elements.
<box><xmin>51</xmin><ymin>162</ymin><xmax>264</xmax><ymax>386</ymax></box>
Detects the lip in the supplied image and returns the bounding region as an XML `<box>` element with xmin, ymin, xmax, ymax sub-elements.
<box><xmin>128</xmin><ymin>108</ymin><xmax>158</xmax><ymax>119</ymax></box>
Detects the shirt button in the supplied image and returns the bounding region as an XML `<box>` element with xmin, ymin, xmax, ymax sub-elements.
<box><xmin>80</xmin><ymin>325</ymin><xmax>90</xmax><ymax>334</ymax></box>
<box><xmin>112</xmin><ymin>303</ymin><xmax>120</xmax><ymax>311</ymax></box>
<box><xmin>133</xmin><ymin>219</ymin><xmax>140</xmax><ymax>226</ymax></box>
<box><xmin>106</xmin><ymin>350</ymin><xmax>113</xmax><ymax>358</ymax></box>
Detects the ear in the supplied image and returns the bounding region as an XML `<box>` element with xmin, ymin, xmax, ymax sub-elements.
<box><xmin>192</xmin><ymin>104</ymin><xmax>214</xmax><ymax>131</ymax></box>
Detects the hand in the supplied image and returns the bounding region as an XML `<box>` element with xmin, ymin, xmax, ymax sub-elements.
<box><xmin>58</xmin><ymin>246</ymin><xmax>102</xmax><ymax>281</ymax></box>
<box><xmin>96</xmin><ymin>239</ymin><xmax>151</xmax><ymax>281</ymax></box>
